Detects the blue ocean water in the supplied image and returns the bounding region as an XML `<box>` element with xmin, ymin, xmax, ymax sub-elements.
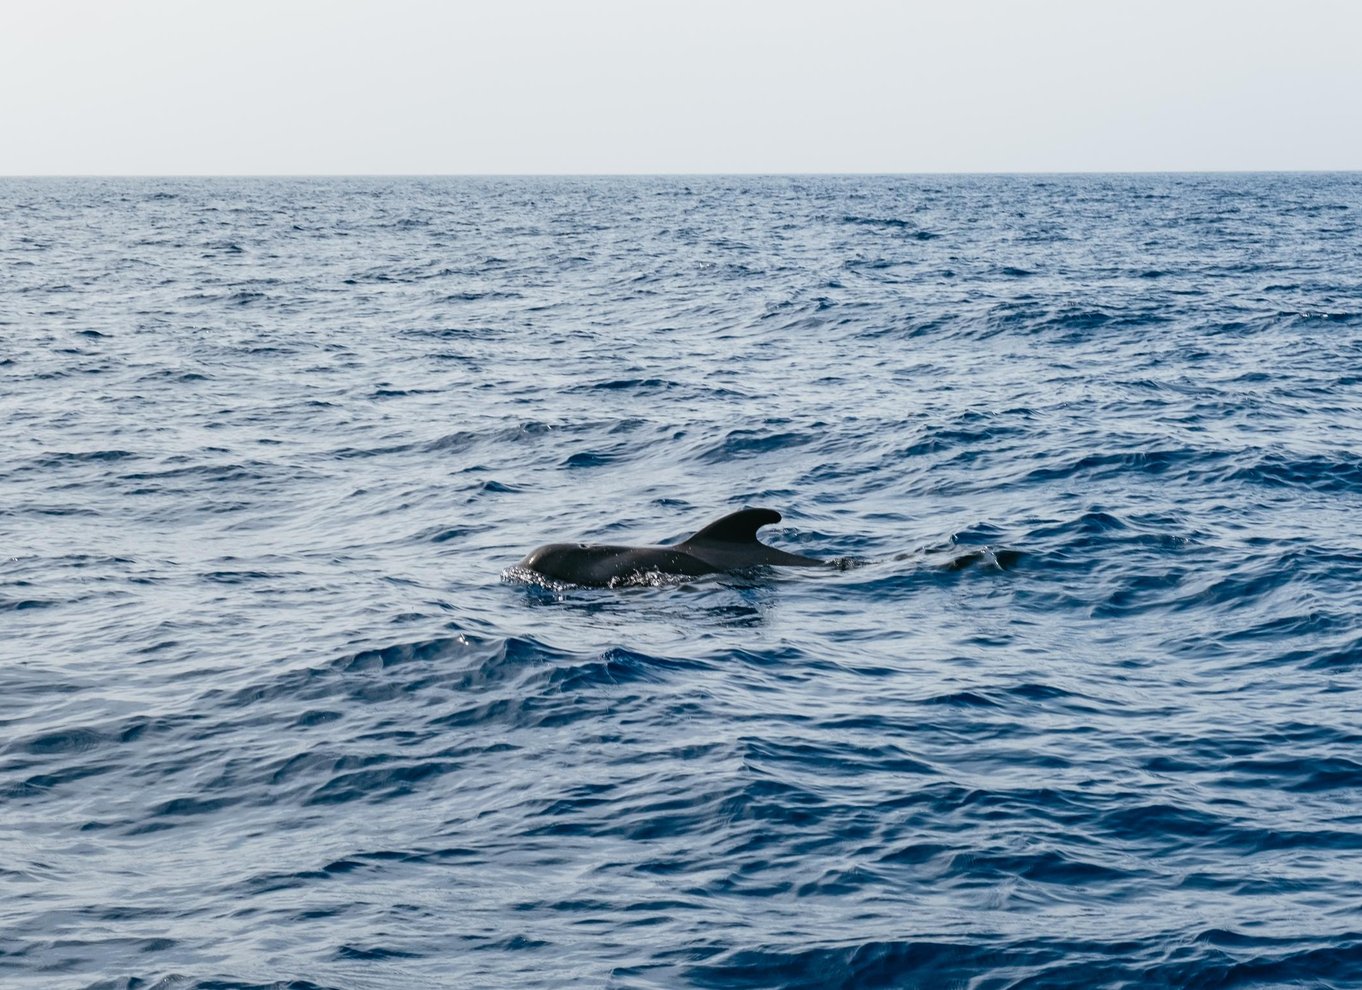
<box><xmin>3</xmin><ymin>173</ymin><xmax>1362</xmax><ymax>989</ymax></box>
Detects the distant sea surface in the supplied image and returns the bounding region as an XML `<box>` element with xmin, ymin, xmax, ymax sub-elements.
<box><xmin>4</xmin><ymin>174</ymin><xmax>1362</xmax><ymax>990</ymax></box>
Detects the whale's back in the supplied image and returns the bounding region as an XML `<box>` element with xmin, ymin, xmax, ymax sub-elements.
<box><xmin>518</xmin><ymin>542</ymin><xmax>712</xmax><ymax>587</ymax></box>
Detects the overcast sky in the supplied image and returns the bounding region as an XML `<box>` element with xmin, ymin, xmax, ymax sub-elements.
<box><xmin>3</xmin><ymin>0</ymin><xmax>1358</xmax><ymax>174</ymax></box>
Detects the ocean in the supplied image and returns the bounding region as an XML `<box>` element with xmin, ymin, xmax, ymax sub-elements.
<box><xmin>3</xmin><ymin>173</ymin><xmax>1361</xmax><ymax>989</ymax></box>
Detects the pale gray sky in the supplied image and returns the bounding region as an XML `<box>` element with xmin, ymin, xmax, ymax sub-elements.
<box><xmin>3</xmin><ymin>0</ymin><xmax>1358</xmax><ymax>174</ymax></box>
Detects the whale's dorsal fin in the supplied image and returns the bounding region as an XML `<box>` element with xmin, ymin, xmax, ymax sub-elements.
<box><xmin>675</xmin><ymin>507</ymin><xmax>821</xmax><ymax>569</ymax></box>
<box><xmin>680</xmin><ymin>508</ymin><xmax>782</xmax><ymax>547</ymax></box>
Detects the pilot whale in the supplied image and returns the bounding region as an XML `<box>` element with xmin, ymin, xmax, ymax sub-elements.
<box><xmin>517</xmin><ymin>507</ymin><xmax>824</xmax><ymax>587</ymax></box>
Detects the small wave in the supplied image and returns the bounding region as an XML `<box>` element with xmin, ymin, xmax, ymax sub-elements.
<box><xmin>839</xmin><ymin>214</ymin><xmax>940</xmax><ymax>238</ymax></box>
<box><xmin>1229</xmin><ymin>452</ymin><xmax>1362</xmax><ymax>493</ymax></box>
<box><xmin>23</xmin><ymin>449</ymin><xmax>139</xmax><ymax>469</ymax></box>
<box><xmin>1014</xmin><ymin>447</ymin><xmax>1211</xmax><ymax>486</ymax></box>
<box><xmin>0</xmin><ymin>597</ymin><xmax>59</xmax><ymax>611</ymax></box>
<box><xmin>442</xmin><ymin>290</ymin><xmax>523</xmax><ymax>302</ymax></box>
<box><xmin>578</xmin><ymin>377</ymin><xmax>675</xmax><ymax>391</ymax></box>
<box><xmin>696</xmin><ymin>427</ymin><xmax>817</xmax><ymax>463</ymax></box>
<box><xmin>560</xmin><ymin>449</ymin><xmax>623</xmax><ymax>469</ymax></box>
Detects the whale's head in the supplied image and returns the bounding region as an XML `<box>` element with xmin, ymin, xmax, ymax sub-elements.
<box><xmin>518</xmin><ymin>542</ymin><xmax>597</xmax><ymax>579</ymax></box>
<box><xmin>516</xmin><ymin>542</ymin><xmax>639</xmax><ymax>586</ymax></box>
<box><xmin>517</xmin><ymin>541</ymin><xmax>712</xmax><ymax>587</ymax></box>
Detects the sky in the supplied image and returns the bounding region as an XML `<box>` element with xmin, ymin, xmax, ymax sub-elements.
<box><xmin>2</xmin><ymin>0</ymin><xmax>1359</xmax><ymax>175</ymax></box>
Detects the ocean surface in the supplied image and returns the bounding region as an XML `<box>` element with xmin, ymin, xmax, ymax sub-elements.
<box><xmin>3</xmin><ymin>173</ymin><xmax>1362</xmax><ymax>990</ymax></box>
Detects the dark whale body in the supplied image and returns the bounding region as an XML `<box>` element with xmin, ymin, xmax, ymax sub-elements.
<box><xmin>518</xmin><ymin>508</ymin><xmax>823</xmax><ymax>587</ymax></box>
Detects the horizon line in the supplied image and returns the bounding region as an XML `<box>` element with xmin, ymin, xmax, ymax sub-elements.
<box><xmin>3</xmin><ymin>168</ymin><xmax>1360</xmax><ymax>180</ymax></box>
